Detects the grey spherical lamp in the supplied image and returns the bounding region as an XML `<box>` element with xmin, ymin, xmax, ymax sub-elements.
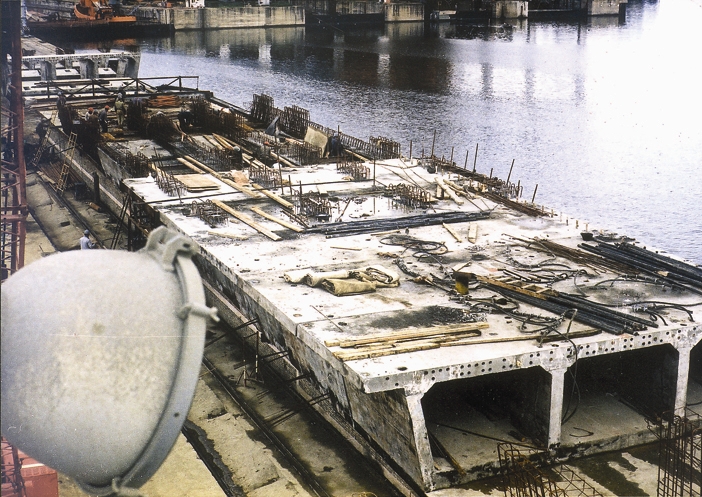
<box><xmin>1</xmin><ymin>227</ymin><xmax>218</xmax><ymax>496</ymax></box>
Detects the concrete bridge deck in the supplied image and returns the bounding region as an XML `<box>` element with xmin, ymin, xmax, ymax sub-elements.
<box><xmin>119</xmin><ymin>157</ymin><xmax>702</xmax><ymax>492</ymax></box>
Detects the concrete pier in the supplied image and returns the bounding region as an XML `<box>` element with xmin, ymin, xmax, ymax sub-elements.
<box><xmin>22</xmin><ymin>52</ymin><xmax>140</xmax><ymax>81</ymax></box>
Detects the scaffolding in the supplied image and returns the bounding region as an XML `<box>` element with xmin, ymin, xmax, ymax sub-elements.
<box><xmin>1</xmin><ymin>438</ymin><xmax>26</xmax><ymax>497</ymax></box>
<box><xmin>498</xmin><ymin>443</ymin><xmax>603</xmax><ymax>497</ymax></box>
<box><xmin>1</xmin><ymin>0</ymin><xmax>27</xmax><ymax>283</ymax></box>
<box><xmin>650</xmin><ymin>408</ymin><xmax>702</xmax><ymax>497</ymax></box>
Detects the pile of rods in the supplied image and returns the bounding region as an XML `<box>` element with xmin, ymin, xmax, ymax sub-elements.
<box><xmin>526</xmin><ymin>237</ymin><xmax>638</xmax><ymax>274</ymax></box>
<box><xmin>305</xmin><ymin>210</ymin><xmax>491</xmax><ymax>238</ymax></box>
<box><xmin>483</xmin><ymin>283</ymin><xmax>655</xmax><ymax>335</ymax></box>
<box><xmin>580</xmin><ymin>242</ymin><xmax>702</xmax><ymax>295</ymax></box>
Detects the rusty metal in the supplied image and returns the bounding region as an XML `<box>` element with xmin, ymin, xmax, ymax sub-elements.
<box><xmin>125</xmin><ymin>150</ymin><xmax>151</xmax><ymax>178</ymax></box>
<box><xmin>300</xmin><ymin>192</ymin><xmax>332</xmax><ymax>221</ymax></box>
<box><xmin>145</xmin><ymin>111</ymin><xmax>180</xmax><ymax>142</ymax></box>
<box><xmin>220</xmin><ymin>109</ymin><xmax>248</xmax><ymax>141</ymax></box>
<box><xmin>170</xmin><ymin>140</ymin><xmax>240</xmax><ymax>173</ymax></box>
<box><xmin>281</xmin><ymin>105</ymin><xmax>310</xmax><ymax>139</ymax></box>
<box><xmin>370</xmin><ymin>136</ymin><xmax>401</xmax><ymax>159</ymax></box>
<box><xmin>386</xmin><ymin>183</ymin><xmax>432</xmax><ymax>208</ymax></box>
<box><xmin>155</xmin><ymin>169</ymin><xmax>186</xmax><ymax>197</ymax></box>
<box><xmin>251</xmin><ymin>94</ymin><xmax>275</xmax><ymax>125</ymax></box>
<box><xmin>498</xmin><ymin>443</ymin><xmax>603</xmax><ymax>497</ymax></box>
<box><xmin>249</xmin><ymin>162</ymin><xmax>281</xmax><ymax>189</ymax></box>
<box><xmin>649</xmin><ymin>408</ymin><xmax>701</xmax><ymax>497</ymax></box>
<box><xmin>337</xmin><ymin>159</ymin><xmax>370</xmax><ymax>181</ymax></box>
<box><xmin>421</xmin><ymin>154</ymin><xmax>456</xmax><ymax>174</ymax></box>
<box><xmin>1</xmin><ymin>438</ymin><xmax>27</xmax><ymax>497</ymax></box>
<box><xmin>126</xmin><ymin>96</ymin><xmax>148</xmax><ymax>134</ymax></box>
<box><xmin>288</xmin><ymin>141</ymin><xmax>322</xmax><ymax>166</ymax></box>
<box><xmin>1</xmin><ymin>0</ymin><xmax>27</xmax><ymax>282</ymax></box>
<box><xmin>191</xmin><ymin>199</ymin><xmax>228</xmax><ymax>228</ymax></box>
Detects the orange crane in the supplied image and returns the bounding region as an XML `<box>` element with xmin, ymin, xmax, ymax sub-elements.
<box><xmin>73</xmin><ymin>0</ymin><xmax>137</xmax><ymax>22</ymax></box>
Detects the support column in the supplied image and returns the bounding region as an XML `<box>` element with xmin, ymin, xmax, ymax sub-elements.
<box><xmin>79</xmin><ymin>59</ymin><xmax>96</xmax><ymax>80</ymax></box>
<box><xmin>674</xmin><ymin>347</ymin><xmax>691</xmax><ymax>416</ymax></box>
<box><xmin>548</xmin><ymin>367</ymin><xmax>566</xmax><ymax>448</ymax></box>
<box><xmin>405</xmin><ymin>392</ymin><xmax>435</xmax><ymax>491</ymax></box>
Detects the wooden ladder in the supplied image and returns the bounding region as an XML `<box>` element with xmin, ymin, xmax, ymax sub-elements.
<box><xmin>30</xmin><ymin>110</ymin><xmax>57</xmax><ymax>168</ymax></box>
<box><xmin>56</xmin><ymin>132</ymin><xmax>77</xmax><ymax>195</ymax></box>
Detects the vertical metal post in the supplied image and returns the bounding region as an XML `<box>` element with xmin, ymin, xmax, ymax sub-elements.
<box><xmin>473</xmin><ymin>143</ymin><xmax>478</xmax><ymax>173</ymax></box>
<box><xmin>506</xmin><ymin>159</ymin><xmax>515</xmax><ymax>185</ymax></box>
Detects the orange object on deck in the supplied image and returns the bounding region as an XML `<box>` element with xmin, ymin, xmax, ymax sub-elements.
<box><xmin>74</xmin><ymin>0</ymin><xmax>137</xmax><ymax>22</ymax></box>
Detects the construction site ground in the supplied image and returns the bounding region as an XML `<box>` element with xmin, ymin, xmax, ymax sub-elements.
<box><xmin>20</xmin><ymin>116</ymin><xmax>666</xmax><ymax>497</ymax></box>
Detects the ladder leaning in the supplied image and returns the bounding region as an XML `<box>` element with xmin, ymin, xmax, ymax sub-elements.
<box><xmin>56</xmin><ymin>132</ymin><xmax>77</xmax><ymax>195</ymax></box>
<box><xmin>30</xmin><ymin>110</ymin><xmax>57</xmax><ymax>168</ymax></box>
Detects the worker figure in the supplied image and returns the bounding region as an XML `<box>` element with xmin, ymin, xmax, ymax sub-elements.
<box><xmin>178</xmin><ymin>109</ymin><xmax>194</xmax><ymax>129</ymax></box>
<box><xmin>98</xmin><ymin>105</ymin><xmax>109</xmax><ymax>133</ymax></box>
<box><xmin>114</xmin><ymin>97</ymin><xmax>126</xmax><ymax>128</ymax></box>
<box><xmin>57</xmin><ymin>91</ymin><xmax>67</xmax><ymax>110</ymax></box>
<box><xmin>329</xmin><ymin>133</ymin><xmax>343</xmax><ymax>157</ymax></box>
<box><xmin>80</xmin><ymin>230</ymin><xmax>96</xmax><ymax>250</ymax></box>
<box><xmin>84</xmin><ymin>107</ymin><xmax>94</xmax><ymax>120</ymax></box>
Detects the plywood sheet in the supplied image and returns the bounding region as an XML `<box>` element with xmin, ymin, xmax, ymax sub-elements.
<box><xmin>173</xmin><ymin>174</ymin><xmax>220</xmax><ymax>191</ymax></box>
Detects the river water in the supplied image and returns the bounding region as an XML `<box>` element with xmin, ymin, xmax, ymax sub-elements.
<box><xmin>76</xmin><ymin>0</ymin><xmax>702</xmax><ymax>262</ymax></box>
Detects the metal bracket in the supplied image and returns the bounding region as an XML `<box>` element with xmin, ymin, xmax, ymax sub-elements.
<box><xmin>143</xmin><ymin>226</ymin><xmax>199</xmax><ymax>272</ymax></box>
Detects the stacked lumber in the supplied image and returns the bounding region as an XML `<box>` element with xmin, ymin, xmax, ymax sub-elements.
<box><xmin>326</xmin><ymin>322</ymin><xmax>489</xmax><ymax>361</ymax></box>
<box><xmin>149</xmin><ymin>95</ymin><xmax>181</xmax><ymax>108</ymax></box>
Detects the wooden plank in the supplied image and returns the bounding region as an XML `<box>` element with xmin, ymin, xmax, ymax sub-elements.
<box><xmin>333</xmin><ymin>342</ymin><xmax>440</xmax><ymax>361</ymax></box>
<box><xmin>204</xmin><ymin>135</ymin><xmax>225</xmax><ymax>151</ymax></box>
<box><xmin>467</xmin><ymin>223</ymin><xmax>478</xmax><ymax>243</ymax></box>
<box><xmin>477</xmin><ymin>274</ymin><xmax>556</xmax><ymax>299</ymax></box>
<box><xmin>251</xmin><ymin>183</ymin><xmax>294</xmax><ymax>209</ymax></box>
<box><xmin>211</xmin><ymin>199</ymin><xmax>282</xmax><ymax>241</ymax></box>
<box><xmin>212</xmin><ymin>133</ymin><xmax>252</xmax><ymax>155</ymax></box>
<box><xmin>207</xmin><ymin>230</ymin><xmax>247</xmax><ymax>240</ymax></box>
<box><xmin>175</xmin><ymin>157</ymin><xmax>206</xmax><ymax>174</ymax></box>
<box><xmin>442</xmin><ymin>222</ymin><xmax>462</xmax><ymax>242</ymax></box>
<box><xmin>436</xmin><ymin>177</ymin><xmax>464</xmax><ymax>205</ymax></box>
<box><xmin>250</xmin><ymin>206</ymin><xmax>303</xmax><ymax>233</ymax></box>
<box><xmin>173</xmin><ymin>174</ymin><xmax>220</xmax><ymax>191</ymax></box>
<box><xmin>211</xmin><ymin>134</ymin><xmax>237</xmax><ymax>151</ymax></box>
<box><xmin>183</xmin><ymin>155</ymin><xmax>259</xmax><ymax>198</ymax></box>
<box><xmin>325</xmin><ymin>322</ymin><xmax>489</xmax><ymax>348</ymax></box>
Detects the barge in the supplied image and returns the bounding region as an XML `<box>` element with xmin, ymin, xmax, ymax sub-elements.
<box><xmin>31</xmin><ymin>85</ymin><xmax>702</xmax><ymax>494</ymax></box>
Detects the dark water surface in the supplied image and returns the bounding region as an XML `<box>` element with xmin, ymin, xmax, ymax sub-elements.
<box><xmin>81</xmin><ymin>0</ymin><xmax>702</xmax><ymax>261</ymax></box>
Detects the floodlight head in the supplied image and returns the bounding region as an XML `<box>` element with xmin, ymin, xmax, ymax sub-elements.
<box><xmin>1</xmin><ymin>227</ymin><xmax>217</xmax><ymax>496</ymax></box>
